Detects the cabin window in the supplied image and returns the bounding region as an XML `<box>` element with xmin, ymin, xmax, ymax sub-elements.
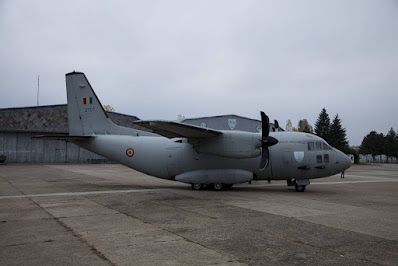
<box><xmin>308</xmin><ymin>142</ymin><xmax>314</xmax><ymax>150</ymax></box>
<box><xmin>315</xmin><ymin>142</ymin><xmax>322</xmax><ymax>150</ymax></box>
<box><xmin>317</xmin><ymin>155</ymin><xmax>323</xmax><ymax>163</ymax></box>
<box><xmin>323</xmin><ymin>143</ymin><xmax>333</xmax><ymax>150</ymax></box>
<box><xmin>324</xmin><ymin>154</ymin><xmax>329</xmax><ymax>163</ymax></box>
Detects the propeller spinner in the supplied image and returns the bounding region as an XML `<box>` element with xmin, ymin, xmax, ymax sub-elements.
<box><xmin>260</xmin><ymin>112</ymin><xmax>278</xmax><ymax>170</ymax></box>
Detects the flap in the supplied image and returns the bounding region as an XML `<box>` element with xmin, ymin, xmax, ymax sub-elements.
<box><xmin>133</xmin><ymin>120</ymin><xmax>222</xmax><ymax>138</ymax></box>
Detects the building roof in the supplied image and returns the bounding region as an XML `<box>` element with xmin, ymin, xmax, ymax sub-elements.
<box><xmin>0</xmin><ymin>104</ymin><xmax>141</xmax><ymax>133</ymax></box>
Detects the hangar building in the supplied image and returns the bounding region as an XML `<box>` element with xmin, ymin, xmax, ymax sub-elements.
<box><xmin>0</xmin><ymin>105</ymin><xmax>281</xmax><ymax>163</ymax></box>
<box><xmin>0</xmin><ymin>105</ymin><xmax>143</xmax><ymax>164</ymax></box>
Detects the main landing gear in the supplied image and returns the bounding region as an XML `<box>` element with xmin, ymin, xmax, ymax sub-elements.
<box><xmin>191</xmin><ymin>183</ymin><xmax>233</xmax><ymax>191</ymax></box>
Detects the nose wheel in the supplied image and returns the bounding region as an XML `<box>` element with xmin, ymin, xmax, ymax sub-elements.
<box><xmin>295</xmin><ymin>184</ymin><xmax>306</xmax><ymax>192</ymax></box>
<box><xmin>288</xmin><ymin>179</ymin><xmax>309</xmax><ymax>192</ymax></box>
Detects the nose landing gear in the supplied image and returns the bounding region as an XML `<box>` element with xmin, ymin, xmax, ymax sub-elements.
<box><xmin>287</xmin><ymin>179</ymin><xmax>310</xmax><ymax>192</ymax></box>
<box><xmin>295</xmin><ymin>184</ymin><xmax>306</xmax><ymax>192</ymax></box>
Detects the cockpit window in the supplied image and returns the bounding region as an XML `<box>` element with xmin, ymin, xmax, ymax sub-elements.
<box><xmin>323</xmin><ymin>143</ymin><xmax>333</xmax><ymax>150</ymax></box>
<box><xmin>308</xmin><ymin>142</ymin><xmax>314</xmax><ymax>150</ymax></box>
<box><xmin>324</xmin><ymin>154</ymin><xmax>329</xmax><ymax>163</ymax></box>
<box><xmin>315</xmin><ymin>142</ymin><xmax>322</xmax><ymax>150</ymax></box>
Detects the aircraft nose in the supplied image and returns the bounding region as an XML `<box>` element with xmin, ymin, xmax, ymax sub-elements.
<box><xmin>341</xmin><ymin>153</ymin><xmax>352</xmax><ymax>170</ymax></box>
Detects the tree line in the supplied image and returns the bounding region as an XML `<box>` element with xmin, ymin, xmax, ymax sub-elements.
<box><xmin>359</xmin><ymin>129</ymin><xmax>398</xmax><ymax>161</ymax></box>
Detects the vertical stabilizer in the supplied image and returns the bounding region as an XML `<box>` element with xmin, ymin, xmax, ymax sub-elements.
<box><xmin>66</xmin><ymin>72</ymin><xmax>117</xmax><ymax>136</ymax></box>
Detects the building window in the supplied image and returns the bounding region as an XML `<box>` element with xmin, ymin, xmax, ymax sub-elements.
<box><xmin>324</xmin><ymin>154</ymin><xmax>329</xmax><ymax>163</ymax></box>
<box><xmin>317</xmin><ymin>155</ymin><xmax>323</xmax><ymax>163</ymax></box>
<box><xmin>308</xmin><ymin>142</ymin><xmax>314</xmax><ymax>150</ymax></box>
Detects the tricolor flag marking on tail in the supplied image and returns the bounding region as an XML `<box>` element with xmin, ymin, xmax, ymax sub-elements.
<box><xmin>83</xmin><ymin>97</ymin><xmax>93</xmax><ymax>105</ymax></box>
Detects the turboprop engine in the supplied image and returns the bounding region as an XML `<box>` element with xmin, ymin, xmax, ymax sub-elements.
<box><xmin>192</xmin><ymin>131</ymin><xmax>262</xmax><ymax>158</ymax></box>
<box><xmin>191</xmin><ymin>112</ymin><xmax>279</xmax><ymax>170</ymax></box>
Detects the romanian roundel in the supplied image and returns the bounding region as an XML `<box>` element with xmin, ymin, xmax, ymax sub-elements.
<box><xmin>126</xmin><ymin>148</ymin><xmax>134</xmax><ymax>157</ymax></box>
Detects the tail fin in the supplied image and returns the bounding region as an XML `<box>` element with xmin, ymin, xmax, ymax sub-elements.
<box><xmin>66</xmin><ymin>72</ymin><xmax>118</xmax><ymax>135</ymax></box>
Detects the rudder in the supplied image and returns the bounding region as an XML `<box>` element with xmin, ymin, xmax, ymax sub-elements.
<box><xmin>66</xmin><ymin>72</ymin><xmax>117</xmax><ymax>136</ymax></box>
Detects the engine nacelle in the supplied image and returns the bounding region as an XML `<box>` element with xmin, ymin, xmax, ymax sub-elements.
<box><xmin>175</xmin><ymin>169</ymin><xmax>253</xmax><ymax>184</ymax></box>
<box><xmin>193</xmin><ymin>131</ymin><xmax>261</xmax><ymax>158</ymax></box>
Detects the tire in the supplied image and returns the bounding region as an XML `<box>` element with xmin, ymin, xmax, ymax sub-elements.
<box><xmin>191</xmin><ymin>183</ymin><xmax>202</xmax><ymax>190</ymax></box>
<box><xmin>295</xmin><ymin>184</ymin><xmax>306</xmax><ymax>192</ymax></box>
<box><xmin>224</xmin><ymin>184</ymin><xmax>233</xmax><ymax>190</ymax></box>
<box><xmin>213</xmin><ymin>183</ymin><xmax>223</xmax><ymax>190</ymax></box>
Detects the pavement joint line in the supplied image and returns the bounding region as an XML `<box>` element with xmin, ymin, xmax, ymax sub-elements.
<box><xmin>0</xmin><ymin>188</ymin><xmax>165</xmax><ymax>199</ymax></box>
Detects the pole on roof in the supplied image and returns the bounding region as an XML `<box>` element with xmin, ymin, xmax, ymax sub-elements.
<box><xmin>37</xmin><ymin>75</ymin><xmax>40</xmax><ymax>106</ymax></box>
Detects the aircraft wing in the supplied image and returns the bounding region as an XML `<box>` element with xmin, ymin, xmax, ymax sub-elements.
<box><xmin>133</xmin><ymin>120</ymin><xmax>222</xmax><ymax>138</ymax></box>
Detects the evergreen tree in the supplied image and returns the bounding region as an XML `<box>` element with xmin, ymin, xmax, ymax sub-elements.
<box><xmin>329</xmin><ymin>114</ymin><xmax>348</xmax><ymax>152</ymax></box>
<box><xmin>359</xmin><ymin>131</ymin><xmax>384</xmax><ymax>158</ymax></box>
<box><xmin>383</xmin><ymin>128</ymin><xmax>398</xmax><ymax>161</ymax></box>
<box><xmin>314</xmin><ymin>108</ymin><xmax>331</xmax><ymax>141</ymax></box>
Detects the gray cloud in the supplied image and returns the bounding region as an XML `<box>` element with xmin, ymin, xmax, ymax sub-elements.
<box><xmin>1</xmin><ymin>0</ymin><xmax>397</xmax><ymax>145</ymax></box>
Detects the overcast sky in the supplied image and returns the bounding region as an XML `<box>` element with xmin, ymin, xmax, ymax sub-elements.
<box><xmin>0</xmin><ymin>0</ymin><xmax>397</xmax><ymax>146</ymax></box>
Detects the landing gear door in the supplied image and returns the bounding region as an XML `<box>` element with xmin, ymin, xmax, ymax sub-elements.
<box><xmin>271</xmin><ymin>150</ymin><xmax>292</xmax><ymax>179</ymax></box>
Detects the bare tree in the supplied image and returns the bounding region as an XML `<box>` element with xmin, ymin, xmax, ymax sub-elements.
<box><xmin>103</xmin><ymin>105</ymin><xmax>115</xmax><ymax>112</ymax></box>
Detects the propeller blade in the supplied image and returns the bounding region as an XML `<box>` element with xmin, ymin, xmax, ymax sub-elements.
<box><xmin>274</xmin><ymin>120</ymin><xmax>279</xmax><ymax>131</ymax></box>
<box><xmin>260</xmin><ymin>147</ymin><xmax>269</xmax><ymax>170</ymax></box>
<box><xmin>261</xmin><ymin>111</ymin><xmax>269</xmax><ymax>138</ymax></box>
<box><xmin>259</xmin><ymin>111</ymin><xmax>279</xmax><ymax>170</ymax></box>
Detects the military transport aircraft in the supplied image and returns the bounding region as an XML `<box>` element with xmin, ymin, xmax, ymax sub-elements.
<box><xmin>38</xmin><ymin>72</ymin><xmax>352</xmax><ymax>192</ymax></box>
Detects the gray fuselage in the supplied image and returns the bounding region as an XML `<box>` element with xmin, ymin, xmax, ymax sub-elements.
<box><xmin>74</xmin><ymin>130</ymin><xmax>351</xmax><ymax>182</ymax></box>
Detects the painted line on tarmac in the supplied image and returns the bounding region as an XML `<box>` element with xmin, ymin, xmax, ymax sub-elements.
<box><xmin>0</xmin><ymin>188</ymin><xmax>165</xmax><ymax>200</ymax></box>
<box><xmin>311</xmin><ymin>179</ymin><xmax>398</xmax><ymax>185</ymax></box>
<box><xmin>240</xmin><ymin>178</ymin><xmax>398</xmax><ymax>188</ymax></box>
<box><xmin>1</xmin><ymin>179</ymin><xmax>397</xmax><ymax>199</ymax></box>
<box><xmin>347</xmin><ymin>174</ymin><xmax>398</xmax><ymax>179</ymax></box>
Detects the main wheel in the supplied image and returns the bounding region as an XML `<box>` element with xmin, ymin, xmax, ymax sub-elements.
<box><xmin>213</xmin><ymin>183</ymin><xmax>223</xmax><ymax>190</ymax></box>
<box><xmin>295</xmin><ymin>184</ymin><xmax>306</xmax><ymax>192</ymax></box>
<box><xmin>191</xmin><ymin>183</ymin><xmax>202</xmax><ymax>190</ymax></box>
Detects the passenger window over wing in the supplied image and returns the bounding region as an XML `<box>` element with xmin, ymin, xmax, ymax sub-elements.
<box><xmin>308</xmin><ymin>142</ymin><xmax>314</xmax><ymax>150</ymax></box>
<box><xmin>317</xmin><ymin>155</ymin><xmax>323</xmax><ymax>163</ymax></box>
<box><xmin>315</xmin><ymin>142</ymin><xmax>322</xmax><ymax>150</ymax></box>
<box><xmin>324</xmin><ymin>154</ymin><xmax>329</xmax><ymax>163</ymax></box>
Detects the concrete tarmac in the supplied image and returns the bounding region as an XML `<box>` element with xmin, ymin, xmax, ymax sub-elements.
<box><xmin>0</xmin><ymin>164</ymin><xmax>397</xmax><ymax>265</ymax></box>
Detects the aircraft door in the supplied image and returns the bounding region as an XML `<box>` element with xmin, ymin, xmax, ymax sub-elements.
<box><xmin>166</xmin><ymin>148</ymin><xmax>180</xmax><ymax>177</ymax></box>
<box><xmin>283</xmin><ymin>151</ymin><xmax>291</xmax><ymax>168</ymax></box>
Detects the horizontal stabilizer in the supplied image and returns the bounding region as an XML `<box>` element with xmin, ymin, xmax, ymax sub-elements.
<box><xmin>33</xmin><ymin>135</ymin><xmax>93</xmax><ymax>141</ymax></box>
<box><xmin>133</xmin><ymin>120</ymin><xmax>222</xmax><ymax>138</ymax></box>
